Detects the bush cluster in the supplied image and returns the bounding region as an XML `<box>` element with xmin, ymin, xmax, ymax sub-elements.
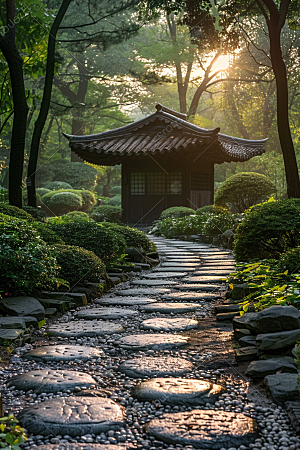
<box><xmin>196</xmin><ymin>205</ymin><xmax>229</xmax><ymax>215</ymax></box>
<box><xmin>277</xmin><ymin>247</ymin><xmax>300</xmax><ymax>274</ymax></box>
<box><xmin>202</xmin><ymin>212</ymin><xmax>235</xmax><ymax>236</ymax></box>
<box><xmin>0</xmin><ymin>204</ymin><xmax>33</xmax><ymax>221</ymax></box>
<box><xmin>41</xmin><ymin>189</ymin><xmax>95</xmax><ymax>216</ymax></box>
<box><xmin>55</xmin><ymin>162</ymin><xmax>99</xmax><ymax>191</ymax></box>
<box><xmin>91</xmin><ymin>205</ymin><xmax>122</xmax><ymax>223</ymax></box>
<box><xmin>101</xmin><ymin>223</ymin><xmax>157</xmax><ymax>253</ymax></box>
<box><xmin>44</xmin><ymin>181</ymin><xmax>73</xmax><ymax>190</ymax></box>
<box><xmin>108</xmin><ymin>195</ymin><xmax>121</xmax><ymax>207</ymax></box>
<box><xmin>160</xmin><ymin>206</ymin><xmax>195</xmax><ymax>220</ymax></box>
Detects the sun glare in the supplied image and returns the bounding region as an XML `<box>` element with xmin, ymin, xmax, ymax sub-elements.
<box><xmin>212</xmin><ymin>54</ymin><xmax>230</xmax><ymax>72</ymax></box>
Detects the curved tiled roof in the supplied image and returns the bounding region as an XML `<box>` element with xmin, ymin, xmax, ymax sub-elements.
<box><xmin>64</xmin><ymin>104</ymin><xmax>267</xmax><ymax>165</ymax></box>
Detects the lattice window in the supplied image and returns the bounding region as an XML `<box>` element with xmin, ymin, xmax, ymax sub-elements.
<box><xmin>147</xmin><ymin>172</ymin><xmax>165</xmax><ymax>195</ymax></box>
<box><xmin>191</xmin><ymin>172</ymin><xmax>211</xmax><ymax>191</ymax></box>
<box><xmin>130</xmin><ymin>172</ymin><xmax>145</xmax><ymax>195</ymax></box>
<box><xmin>167</xmin><ymin>172</ymin><xmax>182</xmax><ymax>194</ymax></box>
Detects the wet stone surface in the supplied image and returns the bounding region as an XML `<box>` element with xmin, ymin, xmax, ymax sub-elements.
<box><xmin>115</xmin><ymin>288</ymin><xmax>171</xmax><ymax>296</ymax></box>
<box><xmin>141</xmin><ymin>272</ymin><xmax>188</xmax><ymax>278</ymax></box>
<box><xmin>118</xmin><ymin>356</ymin><xmax>194</xmax><ymax>378</ymax></box>
<box><xmin>162</xmin><ymin>292</ymin><xmax>219</xmax><ymax>301</ymax></box>
<box><xmin>22</xmin><ymin>344</ymin><xmax>103</xmax><ymax>362</ymax></box>
<box><xmin>117</xmin><ymin>333</ymin><xmax>189</xmax><ymax>350</ymax></box>
<box><xmin>47</xmin><ymin>321</ymin><xmax>125</xmax><ymax>337</ymax></box>
<box><xmin>132</xmin><ymin>377</ymin><xmax>225</xmax><ymax>405</ymax></box>
<box><xmin>75</xmin><ymin>308</ymin><xmax>138</xmax><ymax>320</ymax></box>
<box><xmin>131</xmin><ymin>279</ymin><xmax>178</xmax><ymax>286</ymax></box>
<box><xmin>141</xmin><ymin>317</ymin><xmax>198</xmax><ymax>331</ymax></box>
<box><xmin>18</xmin><ymin>397</ymin><xmax>125</xmax><ymax>436</ymax></box>
<box><xmin>145</xmin><ymin>409</ymin><xmax>258</xmax><ymax>449</ymax></box>
<box><xmin>95</xmin><ymin>296</ymin><xmax>157</xmax><ymax>305</ymax></box>
<box><xmin>139</xmin><ymin>302</ymin><xmax>201</xmax><ymax>314</ymax></box>
<box><xmin>175</xmin><ymin>283</ymin><xmax>223</xmax><ymax>291</ymax></box>
<box><xmin>7</xmin><ymin>369</ymin><xmax>97</xmax><ymax>393</ymax></box>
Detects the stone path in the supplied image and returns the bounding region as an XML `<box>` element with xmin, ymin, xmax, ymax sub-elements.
<box><xmin>1</xmin><ymin>236</ymin><xmax>298</xmax><ymax>450</ymax></box>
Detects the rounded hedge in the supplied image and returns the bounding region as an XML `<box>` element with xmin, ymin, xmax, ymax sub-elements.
<box><xmin>43</xmin><ymin>192</ymin><xmax>82</xmax><ymax>216</ymax></box>
<box><xmin>202</xmin><ymin>212</ymin><xmax>235</xmax><ymax>236</ymax></box>
<box><xmin>44</xmin><ymin>181</ymin><xmax>73</xmax><ymax>190</ymax></box>
<box><xmin>42</xmin><ymin>189</ymin><xmax>95</xmax><ymax>214</ymax></box>
<box><xmin>0</xmin><ymin>204</ymin><xmax>33</xmax><ymax>221</ymax></box>
<box><xmin>110</xmin><ymin>186</ymin><xmax>121</xmax><ymax>196</ymax></box>
<box><xmin>53</xmin><ymin>245</ymin><xmax>106</xmax><ymax>286</ymax></box>
<box><xmin>215</xmin><ymin>172</ymin><xmax>275</xmax><ymax>213</ymax></box>
<box><xmin>277</xmin><ymin>247</ymin><xmax>300</xmax><ymax>274</ymax></box>
<box><xmin>51</xmin><ymin>221</ymin><xmax>126</xmax><ymax>263</ymax></box>
<box><xmin>91</xmin><ymin>205</ymin><xmax>122</xmax><ymax>223</ymax></box>
<box><xmin>233</xmin><ymin>199</ymin><xmax>300</xmax><ymax>261</ymax></box>
<box><xmin>55</xmin><ymin>162</ymin><xmax>99</xmax><ymax>191</ymax></box>
<box><xmin>32</xmin><ymin>222</ymin><xmax>64</xmax><ymax>245</ymax></box>
<box><xmin>196</xmin><ymin>205</ymin><xmax>229</xmax><ymax>215</ymax></box>
<box><xmin>160</xmin><ymin>207</ymin><xmax>195</xmax><ymax>220</ymax></box>
<box><xmin>23</xmin><ymin>206</ymin><xmax>46</xmax><ymax>222</ymax></box>
<box><xmin>108</xmin><ymin>195</ymin><xmax>121</xmax><ymax>207</ymax></box>
<box><xmin>100</xmin><ymin>223</ymin><xmax>157</xmax><ymax>253</ymax></box>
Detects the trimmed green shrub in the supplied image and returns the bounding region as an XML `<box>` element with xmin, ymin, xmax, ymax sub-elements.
<box><xmin>55</xmin><ymin>162</ymin><xmax>99</xmax><ymax>190</ymax></box>
<box><xmin>64</xmin><ymin>211</ymin><xmax>90</xmax><ymax>221</ymax></box>
<box><xmin>215</xmin><ymin>172</ymin><xmax>276</xmax><ymax>212</ymax></box>
<box><xmin>44</xmin><ymin>181</ymin><xmax>73</xmax><ymax>190</ymax></box>
<box><xmin>36</xmin><ymin>188</ymin><xmax>51</xmax><ymax>197</ymax></box>
<box><xmin>160</xmin><ymin>206</ymin><xmax>195</xmax><ymax>220</ymax></box>
<box><xmin>51</xmin><ymin>221</ymin><xmax>126</xmax><ymax>263</ymax></box>
<box><xmin>0</xmin><ymin>204</ymin><xmax>33</xmax><ymax>221</ymax></box>
<box><xmin>23</xmin><ymin>206</ymin><xmax>46</xmax><ymax>222</ymax></box>
<box><xmin>196</xmin><ymin>205</ymin><xmax>229</xmax><ymax>215</ymax></box>
<box><xmin>0</xmin><ymin>187</ymin><xmax>8</xmax><ymax>202</ymax></box>
<box><xmin>0</xmin><ymin>214</ymin><xmax>62</xmax><ymax>296</ymax></box>
<box><xmin>277</xmin><ymin>247</ymin><xmax>300</xmax><ymax>274</ymax></box>
<box><xmin>42</xmin><ymin>189</ymin><xmax>95</xmax><ymax>214</ymax></box>
<box><xmin>53</xmin><ymin>245</ymin><xmax>106</xmax><ymax>285</ymax></box>
<box><xmin>42</xmin><ymin>192</ymin><xmax>82</xmax><ymax>216</ymax></box>
<box><xmin>32</xmin><ymin>222</ymin><xmax>64</xmax><ymax>245</ymax></box>
<box><xmin>234</xmin><ymin>199</ymin><xmax>300</xmax><ymax>261</ymax></box>
<box><xmin>101</xmin><ymin>223</ymin><xmax>157</xmax><ymax>253</ymax></box>
<box><xmin>110</xmin><ymin>186</ymin><xmax>121</xmax><ymax>196</ymax></box>
<box><xmin>91</xmin><ymin>205</ymin><xmax>122</xmax><ymax>223</ymax></box>
<box><xmin>109</xmin><ymin>195</ymin><xmax>121</xmax><ymax>207</ymax></box>
<box><xmin>152</xmin><ymin>215</ymin><xmax>208</xmax><ymax>238</ymax></box>
<box><xmin>202</xmin><ymin>212</ymin><xmax>235</xmax><ymax>236</ymax></box>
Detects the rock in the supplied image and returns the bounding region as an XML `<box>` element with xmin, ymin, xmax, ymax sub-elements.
<box><xmin>145</xmin><ymin>410</ymin><xmax>258</xmax><ymax>449</ymax></box>
<box><xmin>161</xmin><ymin>262</ymin><xmax>199</xmax><ymax>268</ymax></box>
<box><xmin>35</xmin><ymin>445</ymin><xmax>127</xmax><ymax>450</ymax></box>
<box><xmin>264</xmin><ymin>373</ymin><xmax>299</xmax><ymax>403</ymax></box>
<box><xmin>162</xmin><ymin>292</ymin><xmax>218</xmax><ymax>301</ymax></box>
<box><xmin>139</xmin><ymin>302</ymin><xmax>201</xmax><ymax>314</ymax></box>
<box><xmin>0</xmin><ymin>329</ymin><xmax>24</xmax><ymax>340</ymax></box>
<box><xmin>7</xmin><ymin>369</ymin><xmax>97</xmax><ymax>393</ymax></box>
<box><xmin>18</xmin><ymin>397</ymin><xmax>125</xmax><ymax>436</ymax></box>
<box><xmin>214</xmin><ymin>304</ymin><xmax>240</xmax><ymax>314</ymax></box>
<box><xmin>142</xmin><ymin>272</ymin><xmax>187</xmax><ymax>278</ymax></box>
<box><xmin>230</xmin><ymin>284</ymin><xmax>251</xmax><ymax>300</ymax></box>
<box><xmin>245</xmin><ymin>357</ymin><xmax>297</xmax><ymax>378</ymax></box>
<box><xmin>44</xmin><ymin>307</ymin><xmax>57</xmax><ymax>318</ymax></box>
<box><xmin>285</xmin><ymin>401</ymin><xmax>300</xmax><ymax>435</ymax></box>
<box><xmin>22</xmin><ymin>316</ymin><xmax>39</xmax><ymax>328</ymax></box>
<box><xmin>95</xmin><ymin>296</ymin><xmax>156</xmax><ymax>306</ymax></box>
<box><xmin>118</xmin><ymin>356</ymin><xmax>194</xmax><ymax>378</ymax></box>
<box><xmin>175</xmin><ymin>284</ymin><xmax>222</xmax><ymax>292</ymax></box>
<box><xmin>47</xmin><ymin>321</ymin><xmax>124</xmax><ymax>337</ymax></box>
<box><xmin>0</xmin><ymin>317</ymin><xmax>26</xmax><ymax>329</ymax></box>
<box><xmin>154</xmin><ymin>267</ymin><xmax>195</xmax><ymax>273</ymax></box>
<box><xmin>0</xmin><ymin>296</ymin><xmax>45</xmax><ymax>321</ymax></box>
<box><xmin>117</xmin><ymin>334</ymin><xmax>189</xmax><ymax>350</ymax></box>
<box><xmin>232</xmin><ymin>313</ymin><xmax>259</xmax><ymax>334</ymax></box>
<box><xmin>116</xmin><ymin>288</ymin><xmax>170</xmax><ymax>296</ymax></box>
<box><xmin>141</xmin><ymin>318</ymin><xmax>198</xmax><ymax>332</ymax></box>
<box><xmin>23</xmin><ymin>344</ymin><xmax>103</xmax><ymax>362</ymax></box>
<box><xmin>133</xmin><ymin>378</ymin><xmax>225</xmax><ymax>406</ymax></box>
<box><xmin>182</xmin><ymin>276</ymin><xmax>224</xmax><ymax>284</ymax></box>
<box><xmin>235</xmin><ymin>347</ymin><xmax>258</xmax><ymax>362</ymax></box>
<box><xmin>256</xmin><ymin>305</ymin><xmax>300</xmax><ymax>332</ymax></box>
<box><xmin>216</xmin><ymin>312</ymin><xmax>240</xmax><ymax>321</ymax></box>
<box><xmin>256</xmin><ymin>329</ymin><xmax>300</xmax><ymax>351</ymax></box>
<box><xmin>41</xmin><ymin>291</ymin><xmax>87</xmax><ymax>306</ymax></box>
<box><xmin>75</xmin><ymin>308</ymin><xmax>138</xmax><ymax>320</ymax></box>
<box><xmin>239</xmin><ymin>335</ymin><xmax>257</xmax><ymax>347</ymax></box>
<box><xmin>38</xmin><ymin>298</ymin><xmax>75</xmax><ymax>314</ymax></box>
<box><xmin>234</xmin><ymin>328</ymin><xmax>251</xmax><ymax>340</ymax></box>
<box><xmin>131</xmin><ymin>279</ymin><xmax>177</xmax><ymax>286</ymax></box>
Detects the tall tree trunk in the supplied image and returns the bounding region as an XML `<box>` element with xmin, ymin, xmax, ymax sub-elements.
<box><xmin>0</xmin><ymin>0</ymin><xmax>28</xmax><ymax>207</ymax></box>
<box><xmin>268</xmin><ymin>15</ymin><xmax>300</xmax><ymax>197</ymax></box>
<box><xmin>27</xmin><ymin>0</ymin><xmax>72</xmax><ymax>207</ymax></box>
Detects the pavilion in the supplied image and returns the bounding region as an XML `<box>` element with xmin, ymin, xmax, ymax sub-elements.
<box><xmin>64</xmin><ymin>104</ymin><xmax>267</xmax><ymax>224</ymax></box>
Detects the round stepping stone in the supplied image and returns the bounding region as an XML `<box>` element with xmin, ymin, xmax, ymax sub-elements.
<box><xmin>153</xmin><ymin>267</ymin><xmax>195</xmax><ymax>273</ymax></box>
<box><xmin>118</xmin><ymin>356</ymin><xmax>194</xmax><ymax>378</ymax></box>
<box><xmin>131</xmin><ymin>280</ymin><xmax>177</xmax><ymax>286</ymax></box>
<box><xmin>161</xmin><ymin>262</ymin><xmax>198</xmax><ymax>267</ymax></box>
<box><xmin>133</xmin><ymin>378</ymin><xmax>225</xmax><ymax>405</ymax></box>
<box><xmin>47</xmin><ymin>321</ymin><xmax>124</xmax><ymax>337</ymax></box>
<box><xmin>22</xmin><ymin>345</ymin><xmax>103</xmax><ymax>363</ymax></box>
<box><xmin>36</xmin><ymin>446</ymin><xmax>125</xmax><ymax>450</ymax></box>
<box><xmin>165</xmin><ymin>257</ymin><xmax>200</xmax><ymax>260</ymax></box>
<box><xmin>96</xmin><ymin>296</ymin><xmax>157</xmax><ymax>306</ymax></box>
<box><xmin>116</xmin><ymin>288</ymin><xmax>171</xmax><ymax>296</ymax></box>
<box><xmin>75</xmin><ymin>307</ymin><xmax>138</xmax><ymax>320</ymax></box>
<box><xmin>162</xmin><ymin>292</ymin><xmax>218</xmax><ymax>301</ymax></box>
<box><xmin>139</xmin><ymin>302</ymin><xmax>200</xmax><ymax>314</ymax></box>
<box><xmin>175</xmin><ymin>284</ymin><xmax>222</xmax><ymax>292</ymax></box>
<box><xmin>141</xmin><ymin>318</ymin><xmax>198</xmax><ymax>331</ymax></box>
<box><xmin>18</xmin><ymin>397</ymin><xmax>124</xmax><ymax>436</ymax></box>
<box><xmin>145</xmin><ymin>410</ymin><xmax>258</xmax><ymax>448</ymax></box>
<box><xmin>118</xmin><ymin>334</ymin><xmax>188</xmax><ymax>350</ymax></box>
<box><xmin>182</xmin><ymin>276</ymin><xmax>225</xmax><ymax>284</ymax></box>
<box><xmin>7</xmin><ymin>369</ymin><xmax>96</xmax><ymax>393</ymax></box>
<box><xmin>141</xmin><ymin>272</ymin><xmax>187</xmax><ymax>279</ymax></box>
<box><xmin>193</xmin><ymin>270</ymin><xmax>233</xmax><ymax>276</ymax></box>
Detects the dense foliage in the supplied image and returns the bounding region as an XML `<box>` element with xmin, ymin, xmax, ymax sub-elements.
<box><xmin>196</xmin><ymin>205</ymin><xmax>229</xmax><ymax>214</ymax></box>
<box><xmin>233</xmin><ymin>199</ymin><xmax>300</xmax><ymax>261</ymax></box>
<box><xmin>32</xmin><ymin>222</ymin><xmax>64</xmax><ymax>245</ymax></box>
<box><xmin>0</xmin><ymin>214</ymin><xmax>63</xmax><ymax>296</ymax></box>
<box><xmin>0</xmin><ymin>415</ymin><xmax>27</xmax><ymax>450</ymax></box>
<box><xmin>160</xmin><ymin>206</ymin><xmax>195</xmax><ymax>219</ymax></box>
<box><xmin>44</xmin><ymin>181</ymin><xmax>73</xmax><ymax>190</ymax></box>
<box><xmin>54</xmin><ymin>163</ymin><xmax>99</xmax><ymax>191</ymax></box>
<box><xmin>108</xmin><ymin>195</ymin><xmax>121</xmax><ymax>207</ymax></box>
<box><xmin>42</xmin><ymin>191</ymin><xmax>82</xmax><ymax>216</ymax></box>
<box><xmin>54</xmin><ymin>245</ymin><xmax>106</xmax><ymax>286</ymax></box>
<box><xmin>23</xmin><ymin>206</ymin><xmax>46</xmax><ymax>222</ymax></box>
<box><xmin>215</xmin><ymin>172</ymin><xmax>275</xmax><ymax>212</ymax></box>
<box><xmin>41</xmin><ymin>189</ymin><xmax>95</xmax><ymax>215</ymax></box>
<box><xmin>277</xmin><ymin>247</ymin><xmax>300</xmax><ymax>274</ymax></box>
<box><xmin>51</xmin><ymin>220</ymin><xmax>126</xmax><ymax>263</ymax></box>
<box><xmin>152</xmin><ymin>215</ymin><xmax>207</xmax><ymax>238</ymax></box>
<box><xmin>202</xmin><ymin>212</ymin><xmax>235</xmax><ymax>236</ymax></box>
<box><xmin>101</xmin><ymin>223</ymin><xmax>157</xmax><ymax>253</ymax></box>
<box><xmin>91</xmin><ymin>205</ymin><xmax>122</xmax><ymax>223</ymax></box>
<box><xmin>0</xmin><ymin>204</ymin><xmax>33</xmax><ymax>222</ymax></box>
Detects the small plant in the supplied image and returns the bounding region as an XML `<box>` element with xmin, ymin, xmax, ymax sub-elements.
<box><xmin>0</xmin><ymin>415</ymin><xmax>27</xmax><ymax>449</ymax></box>
<box><xmin>160</xmin><ymin>206</ymin><xmax>195</xmax><ymax>220</ymax></box>
<box><xmin>91</xmin><ymin>205</ymin><xmax>122</xmax><ymax>223</ymax></box>
<box><xmin>215</xmin><ymin>172</ymin><xmax>275</xmax><ymax>212</ymax></box>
